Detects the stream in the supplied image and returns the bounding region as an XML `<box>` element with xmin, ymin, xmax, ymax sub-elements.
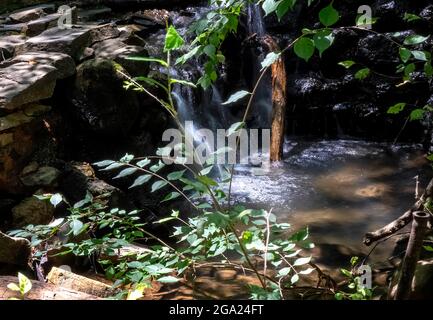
<box><xmin>230</xmin><ymin>139</ymin><xmax>432</xmax><ymax>267</ymax></box>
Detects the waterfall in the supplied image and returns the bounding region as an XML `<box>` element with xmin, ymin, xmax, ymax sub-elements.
<box><xmin>169</xmin><ymin>3</ymin><xmax>272</xmax><ymax>170</ymax></box>
<box><xmin>247</xmin><ymin>3</ymin><xmax>266</xmax><ymax>37</ymax></box>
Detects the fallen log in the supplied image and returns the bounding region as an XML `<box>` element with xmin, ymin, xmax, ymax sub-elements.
<box><xmin>364</xmin><ymin>178</ymin><xmax>433</xmax><ymax>246</ymax></box>
<box><xmin>263</xmin><ymin>35</ymin><xmax>287</xmax><ymax>162</ymax></box>
<box><xmin>0</xmin><ymin>276</ymin><xmax>100</xmax><ymax>300</ymax></box>
<box><xmin>47</xmin><ymin>267</ymin><xmax>118</xmax><ymax>298</ymax></box>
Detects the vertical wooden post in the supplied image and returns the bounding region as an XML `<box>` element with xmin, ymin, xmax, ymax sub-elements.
<box><xmin>263</xmin><ymin>36</ymin><xmax>287</xmax><ymax>162</ymax></box>
<box><xmin>394</xmin><ymin>211</ymin><xmax>429</xmax><ymax>300</ymax></box>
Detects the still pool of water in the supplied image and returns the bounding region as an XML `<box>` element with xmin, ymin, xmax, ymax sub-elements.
<box><xmin>230</xmin><ymin>139</ymin><xmax>432</xmax><ymax>267</ymax></box>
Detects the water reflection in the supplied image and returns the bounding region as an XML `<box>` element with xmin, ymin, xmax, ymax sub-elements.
<box><xmin>230</xmin><ymin>139</ymin><xmax>432</xmax><ymax>266</ymax></box>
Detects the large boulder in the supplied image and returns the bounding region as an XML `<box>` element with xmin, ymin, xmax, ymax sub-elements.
<box><xmin>11</xmin><ymin>195</ymin><xmax>55</xmax><ymax>227</ymax></box>
<box><xmin>0</xmin><ymin>231</ymin><xmax>30</xmax><ymax>266</ymax></box>
<box><xmin>2</xmin><ymin>51</ymin><xmax>76</xmax><ymax>79</ymax></box>
<box><xmin>92</xmin><ymin>38</ymin><xmax>148</xmax><ymax>76</ymax></box>
<box><xmin>70</xmin><ymin>58</ymin><xmax>141</xmax><ymax>136</ymax></box>
<box><xmin>8</xmin><ymin>4</ymin><xmax>56</xmax><ymax>23</ymax></box>
<box><xmin>21</xmin><ymin>27</ymin><xmax>91</xmax><ymax>61</ymax></box>
<box><xmin>19</xmin><ymin>165</ymin><xmax>61</xmax><ymax>188</ymax></box>
<box><xmin>0</xmin><ymin>62</ymin><xmax>57</xmax><ymax>111</ymax></box>
<box><xmin>0</xmin><ymin>35</ymin><xmax>26</xmax><ymax>59</ymax></box>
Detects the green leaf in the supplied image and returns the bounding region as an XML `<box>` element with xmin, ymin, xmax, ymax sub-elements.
<box><xmin>113</xmin><ymin>168</ymin><xmax>138</xmax><ymax>179</ymax></box>
<box><xmin>197</xmin><ymin>175</ymin><xmax>218</xmax><ymax>187</ymax></box>
<box><xmin>222</xmin><ymin>90</ymin><xmax>251</xmax><ymax>105</ymax></box>
<box><xmin>424</xmin><ymin>245</ymin><xmax>433</xmax><ymax>252</ymax></box>
<box><xmin>319</xmin><ymin>3</ymin><xmax>340</xmax><ymax>27</ymax></box>
<box><xmin>294</xmin><ymin>37</ymin><xmax>315</xmax><ymax>62</ymax></box>
<box><xmin>7</xmin><ymin>283</ymin><xmax>20</xmax><ymax>292</ymax></box>
<box><xmin>262</xmin><ymin>0</ymin><xmax>279</xmax><ymax>16</ymax></box>
<box><xmin>411</xmin><ymin>50</ymin><xmax>430</xmax><ymax>61</ymax></box>
<box><xmin>126</xmin><ymin>56</ymin><xmax>168</xmax><ymax>67</ymax></box>
<box><xmin>136</xmin><ymin>159</ymin><xmax>151</xmax><ymax>168</ymax></box>
<box><xmin>387</xmin><ymin>103</ymin><xmax>406</xmax><ymax>114</ymax></box>
<box><xmin>161</xmin><ymin>192</ymin><xmax>181</xmax><ymax>203</ymax></box>
<box><xmin>299</xmin><ymin>267</ymin><xmax>315</xmax><ymax>275</ymax></box>
<box><xmin>404</xmin><ymin>63</ymin><xmax>416</xmax><ymax>78</ymax></box>
<box><xmin>164</xmin><ymin>25</ymin><xmax>184</xmax><ymax>52</ymax></box>
<box><xmin>49</xmin><ymin>193</ymin><xmax>63</xmax><ymax>208</ymax></box>
<box><xmin>129</xmin><ymin>175</ymin><xmax>152</xmax><ymax>189</ymax></box>
<box><xmin>70</xmin><ymin>219</ymin><xmax>84</xmax><ymax>236</ymax></box>
<box><xmin>293</xmin><ymin>256</ymin><xmax>311</xmax><ymax>266</ymax></box>
<box><xmin>100</xmin><ymin>162</ymin><xmax>124</xmax><ymax>171</ymax></box>
<box><xmin>355</xmin><ymin>68</ymin><xmax>370</xmax><ymax>80</ymax></box>
<box><xmin>93</xmin><ymin>160</ymin><xmax>115</xmax><ymax>168</ymax></box>
<box><xmin>176</xmin><ymin>46</ymin><xmax>201</xmax><ymax>65</ymax></box>
<box><xmin>157</xmin><ymin>276</ymin><xmax>179</xmax><ymax>283</ymax></box>
<box><xmin>167</xmin><ymin>170</ymin><xmax>186</xmax><ymax>181</ymax></box>
<box><xmin>278</xmin><ymin>267</ymin><xmax>291</xmax><ymax>277</ymax></box>
<box><xmin>151</xmin><ymin>180</ymin><xmax>168</xmax><ymax>193</ymax></box>
<box><xmin>276</xmin><ymin>0</ymin><xmax>295</xmax><ymax>20</ymax></box>
<box><xmin>226</xmin><ymin>121</ymin><xmax>245</xmax><ymax>136</ymax></box>
<box><xmin>410</xmin><ymin>109</ymin><xmax>425</xmax><ymax>121</ymax></box>
<box><xmin>399</xmin><ymin>47</ymin><xmax>412</xmax><ymax>63</ymax></box>
<box><xmin>403</xmin><ymin>13</ymin><xmax>421</xmax><ymax>22</ymax></box>
<box><xmin>335</xmin><ymin>292</ymin><xmax>344</xmax><ymax>300</ymax></box>
<box><xmin>341</xmin><ymin>268</ymin><xmax>352</xmax><ymax>277</ymax></box>
<box><xmin>170</xmin><ymin>79</ymin><xmax>197</xmax><ymax>88</ymax></box>
<box><xmin>18</xmin><ymin>273</ymin><xmax>32</xmax><ymax>295</ymax></box>
<box><xmin>150</xmin><ymin>161</ymin><xmax>165</xmax><ymax>173</ymax></box>
<box><xmin>425</xmin><ymin>61</ymin><xmax>433</xmax><ymax>77</ymax></box>
<box><xmin>403</xmin><ymin>34</ymin><xmax>429</xmax><ymax>45</ymax></box>
<box><xmin>261</xmin><ymin>52</ymin><xmax>281</xmax><ymax>70</ymax></box>
<box><xmin>203</xmin><ymin>44</ymin><xmax>216</xmax><ymax>58</ymax></box>
<box><xmin>313</xmin><ymin>29</ymin><xmax>334</xmax><ymax>57</ymax></box>
<box><xmin>290</xmin><ymin>274</ymin><xmax>300</xmax><ymax>284</ymax></box>
<box><xmin>338</xmin><ymin>60</ymin><xmax>355</xmax><ymax>69</ymax></box>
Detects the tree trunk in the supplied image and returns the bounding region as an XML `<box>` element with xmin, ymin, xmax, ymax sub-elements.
<box><xmin>263</xmin><ymin>36</ymin><xmax>287</xmax><ymax>162</ymax></box>
<box><xmin>0</xmin><ymin>276</ymin><xmax>100</xmax><ymax>300</ymax></box>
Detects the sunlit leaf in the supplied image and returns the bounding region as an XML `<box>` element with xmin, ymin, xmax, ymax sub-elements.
<box><xmin>222</xmin><ymin>91</ymin><xmax>251</xmax><ymax>105</ymax></box>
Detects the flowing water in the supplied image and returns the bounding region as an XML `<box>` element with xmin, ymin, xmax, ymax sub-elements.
<box><xmin>230</xmin><ymin>140</ymin><xmax>432</xmax><ymax>267</ymax></box>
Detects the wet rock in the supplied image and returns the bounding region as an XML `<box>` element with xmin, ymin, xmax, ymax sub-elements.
<box><xmin>2</xmin><ymin>51</ymin><xmax>76</xmax><ymax>79</ymax></box>
<box><xmin>70</xmin><ymin>58</ymin><xmax>140</xmax><ymax>135</ymax></box>
<box><xmin>20</xmin><ymin>166</ymin><xmax>61</xmax><ymax>188</ymax></box>
<box><xmin>11</xmin><ymin>195</ymin><xmax>55</xmax><ymax>227</ymax></box>
<box><xmin>21</xmin><ymin>27</ymin><xmax>91</xmax><ymax>61</ymax></box>
<box><xmin>92</xmin><ymin>38</ymin><xmax>148</xmax><ymax>76</ymax></box>
<box><xmin>118</xmin><ymin>25</ymin><xmax>146</xmax><ymax>46</ymax></box>
<box><xmin>0</xmin><ymin>231</ymin><xmax>31</xmax><ymax>266</ymax></box>
<box><xmin>129</xmin><ymin>9</ymin><xmax>169</xmax><ymax>32</ymax></box>
<box><xmin>356</xmin><ymin>33</ymin><xmax>400</xmax><ymax>69</ymax></box>
<box><xmin>420</xmin><ymin>5</ymin><xmax>433</xmax><ymax>23</ymax></box>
